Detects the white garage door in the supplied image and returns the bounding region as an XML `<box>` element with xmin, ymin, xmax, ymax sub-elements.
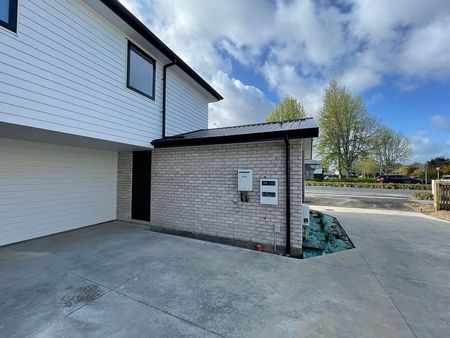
<box><xmin>0</xmin><ymin>138</ymin><xmax>117</xmax><ymax>246</ymax></box>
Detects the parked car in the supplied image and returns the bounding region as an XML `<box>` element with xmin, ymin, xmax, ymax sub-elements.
<box><xmin>324</xmin><ymin>174</ymin><xmax>339</xmax><ymax>180</ymax></box>
<box><xmin>409</xmin><ymin>176</ymin><xmax>424</xmax><ymax>184</ymax></box>
<box><xmin>442</xmin><ymin>175</ymin><xmax>450</xmax><ymax>180</ymax></box>
<box><xmin>376</xmin><ymin>174</ymin><xmax>413</xmax><ymax>184</ymax></box>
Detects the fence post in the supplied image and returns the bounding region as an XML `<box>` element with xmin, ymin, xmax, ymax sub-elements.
<box><xmin>434</xmin><ymin>182</ymin><xmax>440</xmax><ymax>212</ymax></box>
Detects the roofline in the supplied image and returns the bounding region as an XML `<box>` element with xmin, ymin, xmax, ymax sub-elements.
<box><xmin>162</xmin><ymin>117</ymin><xmax>317</xmax><ymax>140</ymax></box>
<box><xmin>151</xmin><ymin>127</ymin><xmax>319</xmax><ymax>148</ymax></box>
<box><xmin>99</xmin><ymin>0</ymin><xmax>223</xmax><ymax>101</ymax></box>
<box><xmin>198</xmin><ymin>117</ymin><xmax>316</xmax><ymax>132</ymax></box>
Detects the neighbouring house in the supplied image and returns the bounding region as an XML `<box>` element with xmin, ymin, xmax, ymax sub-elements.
<box><xmin>305</xmin><ymin>159</ymin><xmax>322</xmax><ymax>179</ymax></box>
<box><xmin>0</xmin><ymin>0</ymin><xmax>318</xmax><ymax>257</ymax></box>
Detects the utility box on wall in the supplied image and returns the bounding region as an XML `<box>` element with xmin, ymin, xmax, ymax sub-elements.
<box><xmin>302</xmin><ymin>204</ymin><xmax>310</xmax><ymax>226</ymax></box>
<box><xmin>238</xmin><ymin>169</ymin><xmax>253</xmax><ymax>191</ymax></box>
<box><xmin>260</xmin><ymin>179</ymin><xmax>278</xmax><ymax>205</ymax></box>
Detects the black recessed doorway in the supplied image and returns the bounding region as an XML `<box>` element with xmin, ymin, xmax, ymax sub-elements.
<box><xmin>131</xmin><ymin>151</ymin><xmax>151</xmax><ymax>222</ymax></box>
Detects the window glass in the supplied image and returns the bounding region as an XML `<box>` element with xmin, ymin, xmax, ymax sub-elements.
<box><xmin>0</xmin><ymin>0</ymin><xmax>10</xmax><ymax>23</ymax></box>
<box><xmin>128</xmin><ymin>47</ymin><xmax>154</xmax><ymax>98</ymax></box>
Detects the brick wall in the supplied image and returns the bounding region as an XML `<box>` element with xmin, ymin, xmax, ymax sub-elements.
<box><xmin>117</xmin><ymin>152</ymin><xmax>132</xmax><ymax>221</ymax></box>
<box><xmin>149</xmin><ymin>140</ymin><xmax>303</xmax><ymax>255</ymax></box>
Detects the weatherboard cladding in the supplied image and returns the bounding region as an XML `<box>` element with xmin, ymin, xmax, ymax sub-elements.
<box><xmin>99</xmin><ymin>0</ymin><xmax>223</xmax><ymax>101</ymax></box>
<box><xmin>0</xmin><ymin>0</ymin><xmax>210</xmax><ymax>148</ymax></box>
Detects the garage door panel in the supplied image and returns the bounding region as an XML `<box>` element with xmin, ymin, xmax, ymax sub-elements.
<box><xmin>0</xmin><ymin>138</ymin><xmax>117</xmax><ymax>246</ymax></box>
<box><xmin>2</xmin><ymin>206</ymin><xmax>115</xmax><ymax>232</ymax></box>
<box><xmin>0</xmin><ymin>189</ymin><xmax>114</xmax><ymax>201</ymax></box>
<box><xmin>1</xmin><ymin>200</ymin><xmax>114</xmax><ymax>223</ymax></box>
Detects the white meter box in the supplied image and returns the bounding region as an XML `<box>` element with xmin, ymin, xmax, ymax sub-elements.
<box><xmin>238</xmin><ymin>169</ymin><xmax>253</xmax><ymax>191</ymax></box>
<box><xmin>260</xmin><ymin>179</ymin><xmax>278</xmax><ymax>205</ymax></box>
<box><xmin>302</xmin><ymin>204</ymin><xmax>310</xmax><ymax>226</ymax></box>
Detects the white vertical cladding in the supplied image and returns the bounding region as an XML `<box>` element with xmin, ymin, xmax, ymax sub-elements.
<box><xmin>165</xmin><ymin>69</ymin><xmax>209</xmax><ymax>136</ymax></box>
<box><xmin>0</xmin><ymin>0</ymin><xmax>163</xmax><ymax>147</ymax></box>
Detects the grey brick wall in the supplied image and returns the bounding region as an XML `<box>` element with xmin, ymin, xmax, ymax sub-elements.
<box><xmin>117</xmin><ymin>152</ymin><xmax>132</xmax><ymax>221</ymax></box>
<box><xmin>150</xmin><ymin>140</ymin><xmax>303</xmax><ymax>255</ymax></box>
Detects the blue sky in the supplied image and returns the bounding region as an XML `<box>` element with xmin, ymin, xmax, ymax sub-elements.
<box><xmin>120</xmin><ymin>0</ymin><xmax>450</xmax><ymax>163</ymax></box>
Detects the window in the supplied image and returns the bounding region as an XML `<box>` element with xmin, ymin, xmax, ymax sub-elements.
<box><xmin>0</xmin><ymin>0</ymin><xmax>18</xmax><ymax>32</ymax></box>
<box><xmin>127</xmin><ymin>41</ymin><xmax>155</xmax><ymax>100</ymax></box>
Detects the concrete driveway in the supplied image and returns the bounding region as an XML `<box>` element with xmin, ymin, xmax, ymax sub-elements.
<box><xmin>305</xmin><ymin>186</ymin><xmax>424</xmax><ymax>211</ymax></box>
<box><xmin>1</xmin><ymin>213</ymin><xmax>449</xmax><ymax>337</ymax></box>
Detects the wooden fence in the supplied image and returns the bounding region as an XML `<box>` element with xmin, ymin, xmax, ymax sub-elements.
<box><xmin>434</xmin><ymin>181</ymin><xmax>450</xmax><ymax>211</ymax></box>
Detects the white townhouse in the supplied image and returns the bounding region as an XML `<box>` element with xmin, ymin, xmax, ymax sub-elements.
<box><xmin>0</xmin><ymin>0</ymin><xmax>222</xmax><ymax>245</ymax></box>
<box><xmin>0</xmin><ymin>0</ymin><xmax>318</xmax><ymax>257</ymax></box>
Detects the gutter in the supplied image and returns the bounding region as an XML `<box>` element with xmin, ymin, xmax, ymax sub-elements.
<box><xmin>285</xmin><ymin>135</ymin><xmax>291</xmax><ymax>256</ymax></box>
<box><xmin>162</xmin><ymin>61</ymin><xmax>176</xmax><ymax>138</ymax></box>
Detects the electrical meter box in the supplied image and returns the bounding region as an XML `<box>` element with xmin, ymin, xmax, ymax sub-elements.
<box><xmin>302</xmin><ymin>204</ymin><xmax>310</xmax><ymax>226</ymax></box>
<box><xmin>237</xmin><ymin>169</ymin><xmax>253</xmax><ymax>191</ymax></box>
<box><xmin>260</xmin><ymin>179</ymin><xmax>278</xmax><ymax>205</ymax></box>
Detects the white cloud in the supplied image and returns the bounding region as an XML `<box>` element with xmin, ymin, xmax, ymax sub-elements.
<box><xmin>119</xmin><ymin>0</ymin><xmax>450</xmax><ymax>129</ymax></box>
<box><xmin>408</xmin><ymin>129</ymin><xmax>450</xmax><ymax>162</ymax></box>
<box><xmin>339</xmin><ymin>66</ymin><xmax>382</xmax><ymax>94</ymax></box>
<box><xmin>367</xmin><ymin>93</ymin><xmax>384</xmax><ymax>105</ymax></box>
<box><xmin>399</xmin><ymin>17</ymin><xmax>450</xmax><ymax>80</ymax></box>
<box><xmin>261</xmin><ymin>62</ymin><xmax>325</xmax><ymax>117</ymax></box>
<box><xmin>208</xmin><ymin>72</ymin><xmax>274</xmax><ymax>127</ymax></box>
<box><xmin>430</xmin><ymin>115</ymin><xmax>450</xmax><ymax>132</ymax></box>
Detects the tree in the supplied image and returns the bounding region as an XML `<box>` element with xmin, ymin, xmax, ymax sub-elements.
<box><xmin>426</xmin><ymin>156</ymin><xmax>450</xmax><ymax>167</ymax></box>
<box><xmin>355</xmin><ymin>157</ymin><xmax>379</xmax><ymax>177</ymax></box>
<box><xmin>316</xmin><ymin>80</ymin><xmax>379</xmax><ymax>177</ymax></box>
<box><xmin>426</xmin><ymin>157</ymin><xmax>450</xmax><ymax>178</ymax></box>
<box><xmin>399</xmin><ymin>166</ymin><xmax>414</xmax><ymax>176</ymax></box>
<box><xmin>411</xmin><ymin>168</ymin><xmax>425</xmax><ymax>179</ymax></box>
<box><xmin>372</xmin><ymin>126</ymin><xmax>412</xmax><ymax>174</ymax></box>
<box><xmin>265</xmin><ymin>95</ymin><xmax>307</xmax><ymax>122</ymax></box>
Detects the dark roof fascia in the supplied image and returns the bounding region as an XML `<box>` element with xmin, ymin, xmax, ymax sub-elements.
<box><xmin>99</xmin><ymin>0</ymin><xmax>223</xmax><ymax>101</ymax></box>
<box><xmin>151</xmin><ymin>127</ymin><xmax>319</xmax><ymax>148</ymax></box>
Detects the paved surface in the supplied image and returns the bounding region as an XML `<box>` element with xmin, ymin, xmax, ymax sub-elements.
<box><xmin>312</xmin><ymin>206</ymin><xmax>450</xmax><ymax>338</ymax></box>
<box><xmin>305</xmin><ymin>186</ymin><xmax>427</xmax><ymax>211</ymax></box>
<box><xmin>1</xmin><ymin>215</ymin><xmax>449</xmax><ymax>337</ymax></box>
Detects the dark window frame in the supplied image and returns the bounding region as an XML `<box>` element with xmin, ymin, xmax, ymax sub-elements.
<box><xmin>127</xmin><ymin>40</ymin><xmax>156</xmax><ymax>100</ymax></box>
<box><xmin>0</xmin><ymin>0</ymin><xmax>18</xmax><ymax>33</ymax></box>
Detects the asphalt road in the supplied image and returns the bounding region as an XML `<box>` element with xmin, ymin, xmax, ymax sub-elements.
<box><xmin>305</xmin><ymin>186</ymin><xmax>429</xmax><ymax>211</ymax></box>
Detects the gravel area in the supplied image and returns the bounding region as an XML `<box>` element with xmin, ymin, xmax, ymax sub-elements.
<box><xmin>410</xmin><ymin>203</ymin><xmax>450</xmax><ymax>222</ymax></box>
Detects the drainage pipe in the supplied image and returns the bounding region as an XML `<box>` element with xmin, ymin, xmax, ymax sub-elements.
<box><xmin>162</xmin><ymin>60</ymin><xmax>176</xmax><ymax>138</ymax></box>
<box><xmin>285</xmin><ymin>135</ymin><xmax>291</xmax><ymax>256</ymax></box>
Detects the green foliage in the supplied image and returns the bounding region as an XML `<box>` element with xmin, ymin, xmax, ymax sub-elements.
<box><xmin>427</xmin><ymin>157</ymin><xmax>450</xmax><ymax>167</ymax></box>
<box><xmin>412</xmin><ymin>192</ymin><xmax>433</xmax><ymax>200</ymax></box>
<box><xmin>307</xmin><ymin>177</ymin><xmax>375</xmax><ymax>183</ymax></box>
<box><xmin>425</xmin><ymin>157</ymin><xmax>450</xmax><ymax>179</ymax></box>
<box><xmin>265</xmin><ymin>95</ymin><xmax>307</xmax><ymax>122</ymax></box>
<box><xmin>316</xmin><ymin>80</ymin><xmax>379</xmax><ymax>176</ymax></box>
<box><xmin>328</xmin><ymin>177</ymin><xmax>376</xmax><ymax>183</ymax></box>
<box><xmin>395</xmin><ymin>163</ymin><xmax>426</xmax><ymax>180</ymax></box>
<box><xmin>399</xmin><ymin>166</ymin><xmax>415</xmax><ymax>176</ymax></box>
<box><xmin>355</xmin><ymin>157</ymin><xmax>379</xmax><ymax>177</ymax></box>
<box><xmin>411</xmin><ymin>168</ymin><xmax>425</xmax><ymax>179</ymax></box>
<box><xmin>305</xmin><ymin>180</ymin><xmax>431</xmax><ymax>190</ymax></box>
<box><xmin>308</xmin><ymin>178</ymin><xmax>325</xmax><ymax>182</ymax></box>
